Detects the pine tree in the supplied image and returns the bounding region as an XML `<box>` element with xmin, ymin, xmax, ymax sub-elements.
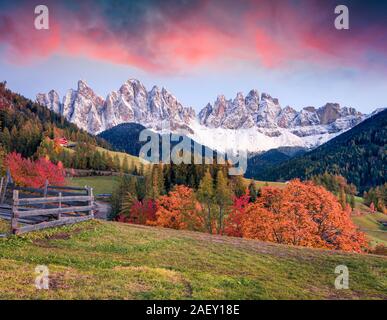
<box><xmin>10</xmin><ymin>126</ymin><xmax>18</xmax><ymax>152</ymax></box>
<box><xmin>349</xmin><ymin>194</ymin><xmax>355</xmax><ymax>209</ymax></box>
<box><xmin>163</xmin><ymin>165</ymin><xmax>172</xmax><ymax>192</ymax></box>
<box><xmin>145</xmin><ymin>165</ymin><xmax>162</xmax><ymax>200</ymax></box>
<box><xmin>339</xmin><ymin>187</ymin><xmax>347</xmax><ymax>209</ymax></box>
<box><xmin>248</xmin><ymin>179</ymin><xmax>258</xmax><ymax>202</ymax></box>
<box><xmin>197</xmin><ymin>170</ymin><xmax>215</xmax><ymax>233</ymax></box>
<box><xmin>122</xmin><ymin>157</ymin><xmax>130</xmax><ymax>173</ymax></box>
<box><xmin>120</xmin><ymin>192</ymin><xmax>136</xmax><ymax>220</ymax></box>
<box><xmin>156</xmin><ymin>164</ymin><xmax>165</xmax><ymax>196</ymax></box>
<box><xmin>215</xmin><ymin>171</ymin><xmax>233</xmax><ymax>234</ymax></box>
<box><xmin>0</xmin><ymin>145</ymin><xmax>6</xmax><ymax>175</ymax></box>
<box><xmin>232</xmin><ymin>175</ymin><xmax>246</xmax><ymax>197</ymax></box>
<box><xmin>148</xmin><ymin>166</ymin><xmax>158</xmax><ymax>199</ymax></box>
<box><xmin>106</xmin><ymin>152</ymin><xmax>114</xmax><ymax>170</ymax></box>
<box><xmin>1</xmin><ymin>128</ymin><xmax>11</xmax><ymax>152</ymax></box>
<box><xmin>113</xmin><ymin>154</ymin><xmax>121</xmax><ymax>172</ymax></box>
<box><xmin>110</xmin><ymin>175</ymin><xmax>139</xmax><ymax>220</ymax></box>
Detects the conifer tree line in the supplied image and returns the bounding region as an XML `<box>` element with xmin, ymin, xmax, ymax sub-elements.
<box><xmin>110</xmin><ymin>160</ymin><xmax>261</xmax><ymax>222</ymax></box>
<box><xmin>310</xmin><ymin>172</ymin><xmax>387</xmax><ymax>213</ymax></box>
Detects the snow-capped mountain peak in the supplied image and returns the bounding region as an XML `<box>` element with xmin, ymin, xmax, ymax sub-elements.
<box><xmin>37</xmin><ymin>79</ymin><xmax>196</xmax><ymax>134</ymax></box>
<box><xmin>37</xmin><ymin>79</ymin><xmax>368</xmax><ymax>153</ymax></box>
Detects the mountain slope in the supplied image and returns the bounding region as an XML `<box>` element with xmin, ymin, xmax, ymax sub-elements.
<box><xmin>98</xmin><ymin>122</ymin><xmax>217</xmax><ymax>162</ymax></box>
<box><xmin>245</xmin><ymin>147</ymin><xmax>308</xmax><ymax>178</ymax></box>
<box><xmin>0</xmin><ymin>220</ymin><xmax>385</xmax><ymax>299</ymax></box>
<box><xmin>252</xmin><ymin>109</ymin><xmax>387</xmax><ymax>192</ymax></box>
<box><xmin>98</xmin><ymin>123</ymin><xmax>147</xmax><ymax>157</ymax></box>
<box><xmin>37</xmin><ymin>79</ymin><xmax>367</xmax><ymax>153</ymax></box>
<box><xmin>0</xmin><ymin>81</ymin><xmax>109</xmax><ymax>158</ymax></box>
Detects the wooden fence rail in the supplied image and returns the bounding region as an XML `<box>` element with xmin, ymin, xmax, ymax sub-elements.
<box><xmin>0</xmin><ymin>174</ymin><xmax>94</xmax><ymax>236</ymax></box>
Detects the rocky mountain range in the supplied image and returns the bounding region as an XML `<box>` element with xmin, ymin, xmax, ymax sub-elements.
<box><xmin>198</xmin><ymin>91</ymin><xmax>363</xmax><ymax>134</ymax></box>
<box><xmin>37</xmin><ymin>79</ymin><xmax>196</xmax><ymax>135</ymax></box>
<box><xmin>37</xmin><ymin>79</ymin><xmax>368</xmax><ymax>153</ymax></box>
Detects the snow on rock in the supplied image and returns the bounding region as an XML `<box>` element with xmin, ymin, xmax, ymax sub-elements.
<box><xmin>36</xmin><ymin>90</ymin><xmax>62</xmax><ymax>114</ymax></box>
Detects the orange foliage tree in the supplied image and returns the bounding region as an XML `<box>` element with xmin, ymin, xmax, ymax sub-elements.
<box><xmin>116</xmin><ymin>177</ymin><xmax>367</xmax><ymax>253</ymax></box>
<box><xmin>241</xmin><ymin>180</ymin><xmax>367</xmax><ymax>253</ymax></box>
<box><xmin>151</xmin><ymin>185</ymin><xmax>204</xmax><ymax>231</ymax></box>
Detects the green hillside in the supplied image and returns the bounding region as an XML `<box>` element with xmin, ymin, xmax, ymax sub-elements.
<box><xmin>64</xmin><ymin>145</ymin><xmax>147</xmax><ymax>171</ymax></box>
<box><xmin>0</xmin><ymin>82</ymin><xmax>108</xmax><ymax>159</ymax></box>
<box><xmin>0</xmin><ymin>220</ymin><xmax>385</xmax><ymax>299</ymax></box>
<box><xmin>352</xmin><ymin>212</ymin><xmax>387</xmax><ymax>247</ymax></box>
<box><xmin>95</xmin><ymin>146</ymin><xmax>148</xmax><ymax>171</ymax></box>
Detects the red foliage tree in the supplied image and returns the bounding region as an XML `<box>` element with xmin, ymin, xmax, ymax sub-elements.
<box><xmin>224</xmin><ymin>192</ymin><xmax>250</xmax><ymax>237</ymax></box>
<box><xmin>5</xmin><ymin>152</ymin><xmax>65</xmax><ymax>188</ymax></box>
<box><xmin>117</xmin><ymin>198</ymin><xmax>157</xmax><ymax>225</ymax></box>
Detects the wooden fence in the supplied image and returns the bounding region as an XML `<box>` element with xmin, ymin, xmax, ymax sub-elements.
<box><xmin>0</xmin><ymin>170</ymin><xmax>94</xmax><ymax>235</ymax></box>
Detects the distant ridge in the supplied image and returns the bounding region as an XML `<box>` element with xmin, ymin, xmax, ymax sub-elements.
<box><xmin>250</xmin><ymin>109</ymin><xmax>387</xmax><ymax>191</ymax></box>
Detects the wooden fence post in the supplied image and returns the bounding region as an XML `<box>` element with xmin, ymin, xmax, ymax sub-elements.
<box><xmin>58</xmin><ymin>192</ymin><xmax>62</xmax><ymax>220</ymax></box>
<box><xmin>1</xmin><ymin>169</ymin><xmax>14</xmax><ymax>204</ymax></box>
<box><xmin>11</xmin><ymin>190</ymin><xmax>19</xmax><ymax>234</ymax></box>
<box><xmin>42</xmin><ymin>179</ymin><xmax>49</xmax><ymax>209</ymax></box>
<box><xmin>87</xmin><ymin>187</ymin><xmax>94</xmax><ymax>218</ymax></box>
<box><xmin>0</xmin><ymin>177</ymin><xmax>4</xmax><ymax>204</ymax></box>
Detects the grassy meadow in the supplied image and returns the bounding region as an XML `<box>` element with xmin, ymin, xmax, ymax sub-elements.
<box><xmin>353</xmin><ymin>212</ymin><xmax>387</xmax><ymax>247</ymax></box>
<box><xmin>66</xmin><ymin>176</ymin><xmax>121</xmax><ymax>195</ymax></box>
<box><xmin>0</xmin><ymin>220</ymin><xmax>385</xmax><ymax>299</ymax></box>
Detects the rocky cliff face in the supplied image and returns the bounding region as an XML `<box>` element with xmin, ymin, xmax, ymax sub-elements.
<box><xmin>37</xmin><ymin>79</ymin><xmax>196</xmax><ymax>134</ymax></box>
<box><xmin>36</xmin><ymin>90</ymin><xmax>62</xmax><ymax>114</ymax></box>
<box><xmin>37</xmin><ymin>79</ymin><xmax>366</xmax><ymax>152</ymax></box>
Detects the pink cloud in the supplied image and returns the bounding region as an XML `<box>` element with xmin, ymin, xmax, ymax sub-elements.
<box><xmin>0</xmin><ymin>1</ymin><xmax>385</xmax><ymax>73</ymax></box>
